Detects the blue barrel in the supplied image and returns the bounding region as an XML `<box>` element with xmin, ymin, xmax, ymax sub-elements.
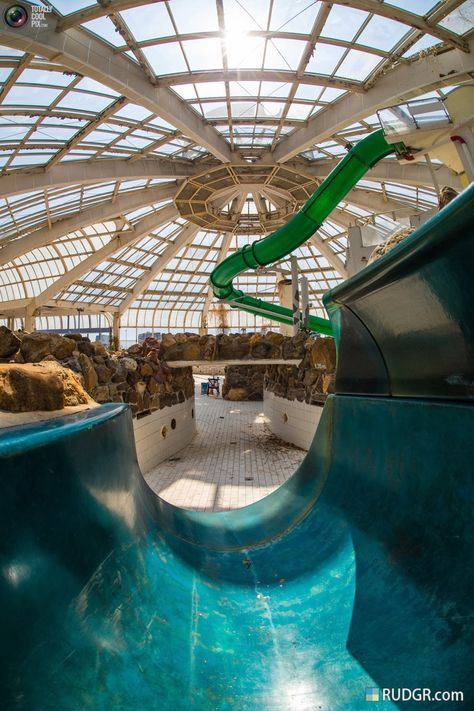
<box><xmin>201</xmin><ymin>382</ymin><xmax>208</xmax><ymax>395</ymax></box>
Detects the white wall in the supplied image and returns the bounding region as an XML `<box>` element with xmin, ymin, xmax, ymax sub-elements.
<box><xmin>263</xmin><ymin>390</ymin><xmax>323</xmax><ymax>451</ymax></box>
<box><xmin>132</xmin><ymin>398</ymin><xmax>196</xmax><ymax>474</ymax></box>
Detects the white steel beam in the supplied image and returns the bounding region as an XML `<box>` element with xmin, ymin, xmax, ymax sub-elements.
<box><xmin>309</xmin><ymin>233</ymin><xmax>348</xmax><ymax>278</ymax></box>
<box><xmin>326</xmin><ymin>1</ymin><xmax>469</xmax><ymax>52</ymax></box>
<box><xmin>296</xmin><ymin>159</ymin><xmax>463</xmax><ymax>189</ymax></box>
<box><xmin>118</xmin><ymin>222</ymin><xmax>200</xmax><ymax>313</ymax></box>
<box><xmin>0</xmin><ymin>3</ymin><xmax>232</xmax><ymax>163</ymax></box>
<box><xmin>0</xmin><ymin>158</ymin><xmax>193</xmax><ymax>198</ymax></box>
<box><xmin>343</xmin><ymin>188</ymin><xmax>422</xmax><ymax>216</ymax></box>
<box><xmin>273</xmin><ymin>37</ymin><xmax>474</xmax><ymax>162</ymax></box>
<box><xmin>0</xmin><ymin>183</ymin><xmax>178</xmax><ymax>266</ymax></box>
<box><xmin>158</xmin><ymin>69</ymin><xmax>363</xmax><ymax>93</ymax></box>
<box><xmin>200</xmin><ymin>231</ymin><xmax>233</xmax><ymax>334</ymax></box>
<box><xmin>26</xmin><ymin>204</ymin><xmax>178</xmax><ymax>313</ymax></box>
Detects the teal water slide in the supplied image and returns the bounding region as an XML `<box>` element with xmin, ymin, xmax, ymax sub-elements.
<box><xmin>0</xmin><ymin>158</ymin><xmax>473</xmax><ymax>708</ymax></box>
<box><xmin>210</xmin><ymin>129</ymin><xmax>401</xmax><ymax>335</ymax></box>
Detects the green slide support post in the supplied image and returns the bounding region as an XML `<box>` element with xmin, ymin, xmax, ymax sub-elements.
<box><xmin>210</xmin><ymin>130</ymin><xmax>400</xmax><ymax>335</ymax></box>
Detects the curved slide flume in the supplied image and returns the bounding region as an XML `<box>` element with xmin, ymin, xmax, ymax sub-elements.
<box><xmin>210</xmin><ymin>130</ymin><xmax>399</xmax><ymax>335</ymax></box>
<box><xmin>1</xmin><ymin>187</ymin><xmax>473</xmax><ymax>709</ymax></box>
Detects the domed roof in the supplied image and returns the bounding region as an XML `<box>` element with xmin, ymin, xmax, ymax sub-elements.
<box><xmin>0</xmin><ymin>0</ymin><xmax>472</xmax><ymax>339</ymax></box>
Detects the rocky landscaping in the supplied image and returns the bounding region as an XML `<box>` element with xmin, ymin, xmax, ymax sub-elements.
<box><xmin>0</xmin><ymin>326</ymin><xmax>336</xmax><ymax>412</ymax></box>
<box><xmin>222</xmin><ymin>365</ymin><xmax>266</xmax><ymax>401</ymax></box>
<box><xmin>264</xmin><ymin>336</ymin><xmax>336</xmax><ymax>405</ymax></box>
<box><xmin>222</xmin><ymin>335</ymin><xmax>336</xmax><ymax>403</ymax></box>
<box><xmin>0</xmin><ymin>328</ymin><xmax>194</xmax><ymax>415</ymax></box>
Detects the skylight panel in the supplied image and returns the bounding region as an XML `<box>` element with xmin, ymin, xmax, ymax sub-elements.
<box><xmin>223</xmin><ymin>0</ymin><xmax>269</xmax><ymax>32</ymax></box>
<box><xmin>385</xmin><ymin>0</ymin><xmax>439</xmax><ymax>15</ymax></box>
<box><xmin>83</xmin><ymin>130</ymin><xmax>118</xmax><ymax>145</ymax></box>
<box><xmin>0</xmin><ymin>68</ymin><xmax>11</xmax><ymax>82</ymax></box>
<box><xmin>56</xmin><ymin>91</ymin><xmax>114</xmax><ymax>112</ymax></box>
<box><xmin>269</xmin><ymin>0</ymin><xmax>318</xmax><ymax>33</ymax></box>
<box><xmin>181</xmin><ymin>39</ymin><xmax>223</xmax><ymax>72</ymax></box>
<box><xmin>48</xmin><ymin>1</ymin><xmax>95</xmax><ymax>14</ymax></box>
<box><xmin>402</xmin><ymin>34</ymin><xmax>442</xmax><ymax>57</ymax></box>
<box><xmin>120</xmin><ymin>4</ymin><xmax>175</xmax><ymax>41</ymax></box>
<box><xmin>319</xmin><ymin>87</ymin><xmax>347</xmax><ymax>102</ymax></box>
<box><xmin>259</xmin><ymin>101</ymin><xmax>286</xmax><ymax>118</ymax></box>
<box><xmin>29</xmin><ymin>126</ymin><xmax>79</xmax><ymax>142</ymax></box>
<box><xmin>258</xmin><ymin>81</ymin><xmax>291</xmax><ymax>98</ymax></box>
<box><xmin>264</xmin><ymin>39</ymin><xmax>304</xmax><ymax>71</ymax></box>
<box><xmin>0</xmin><ymin>45</ymin><xmax>23</xmax><ymax>57</ymax></box>
<box><xmin>114</xmin><ymin>104</ymin><xmax>152</xmax><ymax>122</ymax></box>
<box><xmin>284</xmin><ymin>102</ymin><xmax>311</xmax><ymax>120</ymax></box>
<box><xmin>117</xmin><ymin>135</ymin><xmax>153</xmax><ymax>150</ymax></box>
<box><xmin>0</xmin><ymin>126</ymin><xmax>29</xmax><ymax>141</ymax></box>
<box><xmin>322</xmin><ymin>5</ymin><xmax>369</xmax><ymax>42</ymax></box>
<box><xmin>172</xmin><ymin>84</ymin><xmax>197</xmax><ymax>100</ymax></box>
<box><xmin>20</xmin><ymin>68</ymin><xmax>73</xmax><ymax>87</ymax></box>
<box><xmin>10</xmin><ymin>153</ymin><xmax>56</xmax><ymax>167</ymax></box>
<box><xmin>306</xmin><ymin>44</ymin><xmax>346</xmax><ymax>75</ymax></box>
<box><xmin>226</xmin><ymin>36</ymin><xmax>265</xmax><ymax>69</ymax></box>
<box><xmin>335</xmin><ymin>50</ymin><xmax>381</xmax><ymax>81</ymax></box>
<box><xmin>439</xmin><ymin>3</ymin><xmax>474</xmax><ymax>36</ymax></box>
<box><xmin>171</xmin><ymin>0</ymin><xmax>219</xmax><ymax>33</ymax></box>
<box><xmin>357</xmin><ymin>15</ymin><xmax>409</xmax><ymax>51</ymax></box>
<box><xmin>82</xmin><ymin>17</ymin><xmax>123</xmax><ymax>47</ymax></box>
<box><xmin>196</xmin><ymin>82</ymin><xmax>227</xmax><ymax>99</ymax></box>
<box><xmin>76</xmin><ymin>77</ymin><xmax>120</xmax><ymax>97</ymax></box>
<box><xmin>201</xmin><ymin>102</ymin><xmax>228</xmax><ymax>119</ymax></box>
<box><xmin>3</xmin><ymin>85</ymin><xmax>62</xmax><ymax>106</ymax></box>
<box><xmin>142</xmin><ymin>44</ymin><xmax>188</xmax><ymax>75</ymax></box>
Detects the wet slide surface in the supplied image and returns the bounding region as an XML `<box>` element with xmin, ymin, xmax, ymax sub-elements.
<box><xmin>1</xmin><ymin>395</ymin><xmax>472</xmax><ymax>711</ymax></box>
<box><xmin>1</xmin><ymin>188</ymin><xmax>473</xmax><ymax>710</ymax></box>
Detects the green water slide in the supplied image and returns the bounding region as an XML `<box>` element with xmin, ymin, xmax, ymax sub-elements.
<box><xmin>210</xmin><ymin>129</ymin><xmax>401</xmax><ymax>335</ymax></box>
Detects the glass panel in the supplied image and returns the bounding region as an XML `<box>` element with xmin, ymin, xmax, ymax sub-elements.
<box><xmin>3</xmin><ymin>86</ymin><xmax>62</xmax><ymax>106</ymax></box>
<box><xmin>264</xmin><ymin>39</ymin><xmax>304</xmax><ymax>71</ymax></box>
<box><xmin>182</xmin><ymin>39</ymin><xmax>223</xmax><ymax>72</ymax></box>
<box><xmin>357</xmin><ymin>16</ymin><xmax>409</xmax><ymax>51</ymax></box>
<box><xmin>439</xmin><ymin>3</ymin><xmax>474</xmax><ymax>36</ymax></box>
<box><xmin>171</xmin><ymin>0</ymin><xmax>219</xmax><ymax>33</ymax></box>
<box><xmin>403</xmin><ymin>34</ymin><xmax>442</xmax><ymax>57</ymax></box>
<box><xmin>142</xmin><ymin>44</ymin><xmax>188</xmax><ymax>74</ymax></box>
<box><xmin>82</xmin><ymin>17</ymin><xmax>124</xmax><ymax>47</ymax></box>
<box><xmin>335</xmin><ymin>50</ymin><xmax>381</xmax><ymax>81</ymax></box>
<box><xmin>322</xmin><ymin>5</ymin><xmax>369</xmax><ymax>41</ymax></box>
<box><xmin>306</xmin><ymin>44</ymin><xmax>346</xmax><ymax>75</ymax></box>
<box><xmin>48</xmin><ymin>0</ymin><xmax>95</xmax><ymax>14</ymax></box>
<box><xmin>120</xmin><ymin>4</ymin><xmax>175</xmax><ymax>41</ymax></box>
<box><xmin>20</xmin><ymin>68</ymin><xmax>73</xmax><ymax>87</ymax></box>
<box><xmin>269</xmin><ymin>0</ymin><xmax>319</xmax><ymax>32</ymax></box>
<box><xmin>385</xmin><ymin>0</ymin><xmax>439</xmax><ymax>15</ymax></box>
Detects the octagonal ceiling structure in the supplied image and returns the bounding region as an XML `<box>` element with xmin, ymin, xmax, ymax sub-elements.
<box><xmin>0</xmin><ymin>0</ymin><xmax>472</xmax><ymax>341</ymax></box>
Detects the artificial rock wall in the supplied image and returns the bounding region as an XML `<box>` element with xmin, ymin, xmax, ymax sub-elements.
<box><xmin>222</xmin><ymin>336</ymin><xmax>336</xmax><ymax>404</ymax></box>
<box><xmin>0</xmin><ymin>327</ymin><xmax>336</xmax><ymax>412</ymax></box>
<box><xmin>0</xmin><ymin>329</ymin><xmax>194</xmax><ymax>416</ymax></box>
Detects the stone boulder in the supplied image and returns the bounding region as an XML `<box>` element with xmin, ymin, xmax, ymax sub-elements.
<box><xmin>0</xmin><ymin>362</ymin><xmax>92</xmax><ymax>412</ymax></box>
<box><xmin>78</xmin><ymin>353</ymin><xmax>98</xmax><ymax>391</ymax></box>
<box><xmin>20</xmin><ymin>332</ymin><xmax>76</xmax><ymax>362</ymax></box>
<box><xmin>43</xmin><ymin>361</ymin><xmax>94</xmax><ymax>407</ymax></box>
<box><xmin>0</xmin><ymin>326</ymin><xmax>20</xmax><ymax>358</ymax></box>
<box><xmin>224</xmin><ymin>387</ymin><xmax>249</xmax><ymax>401</ymax></box>
<box><xmin>223</xmin><ymin>364</ymin><xmax>266</xmax><ymax>401</ymax></box>
<box><xmin>368</xmin><ymin>226</ymin><xmax>415</xmax><ymax>265</ymax></box>
<box><xmin>310</xmin><ymin>337</ymin><xmax>336</xmax><ymax>371</ymax></box>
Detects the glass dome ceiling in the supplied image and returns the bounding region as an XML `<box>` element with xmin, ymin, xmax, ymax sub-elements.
<box><xmin>0</xmin><ymin>0</ymin><xmax>472</xmax><ymax>338</ymax></box>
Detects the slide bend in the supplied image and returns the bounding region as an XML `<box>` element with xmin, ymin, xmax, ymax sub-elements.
<box><xmin>210</xmin><ymin>130</ymin><xmax>400</xmax><ymax>335</ymax></box>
